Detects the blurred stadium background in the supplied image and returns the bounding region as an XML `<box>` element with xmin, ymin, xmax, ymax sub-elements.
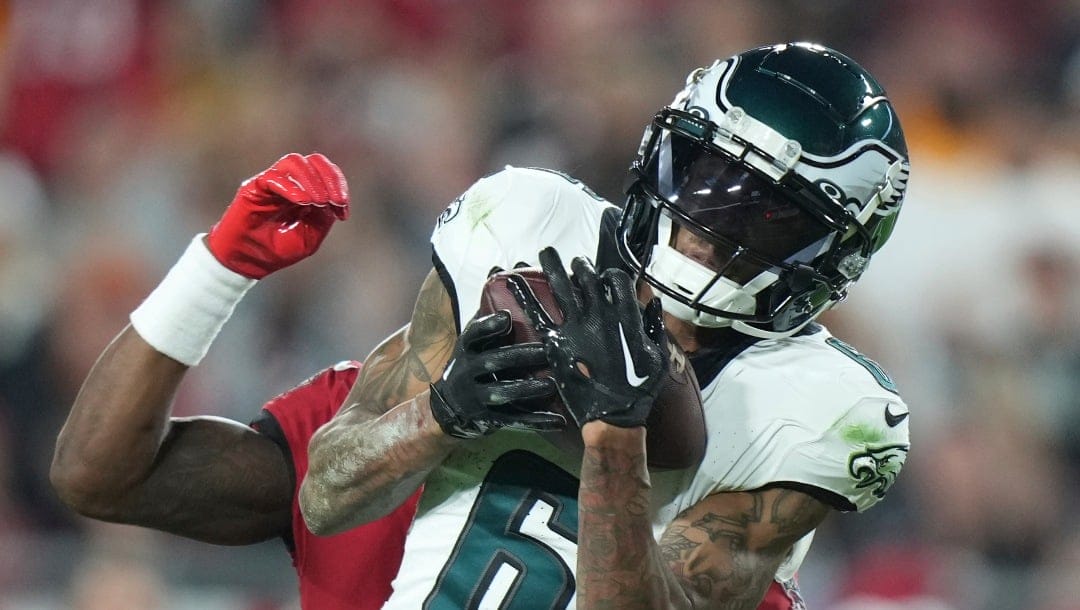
<box><xmin>0</xmin><ymin>1</ymin><xmax>1078</xmax><ymax>608</ymax></box>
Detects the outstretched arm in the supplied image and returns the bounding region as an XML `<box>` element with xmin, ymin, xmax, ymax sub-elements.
<box><xmin>51</xmin><ymin>153</ymin><xmax>349</xmax><ymax>545</ymax></box>
<box><xmin>51</xmin><ymin>328</ymin><xmax>294</xmax><ymax>544</ymax></box>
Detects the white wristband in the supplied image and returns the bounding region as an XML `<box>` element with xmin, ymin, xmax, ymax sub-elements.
<box><xmin>130</xmin><ymin>234</ymin><xmax>256</xmax><ymax>366</ymax></box>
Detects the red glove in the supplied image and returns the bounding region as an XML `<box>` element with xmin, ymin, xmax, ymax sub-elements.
<box><xmin>206</xmin><ymin>153</ymin><xmax>350</xmax><ymax>279</ymax></box>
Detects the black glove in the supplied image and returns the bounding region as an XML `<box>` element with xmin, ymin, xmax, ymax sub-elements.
<box><xmin>429</xmin><ymin>310</ymin><xmax>566</xmax><ymax>439</ymax></box>
<box><xmin>508</xmin><ymin>247</ymin><xmax>667</xmax><ymax>428</ymax></box>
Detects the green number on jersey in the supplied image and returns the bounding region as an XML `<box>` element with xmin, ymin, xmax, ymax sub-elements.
<box><xmin>424</xmin><ymin>451</ymin><xmax>579</xmax><ymax>609</ymax></box>
<box><xmin>826</xmin><ymin>337</ymin><xmax>899</xmax><ymax>394</ymax></box>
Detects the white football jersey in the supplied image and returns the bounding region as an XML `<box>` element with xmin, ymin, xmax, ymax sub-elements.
<box><xmin>385</xmin><ymin>167</ymin><xmax>910</xmax><ymax>609</ymax></box>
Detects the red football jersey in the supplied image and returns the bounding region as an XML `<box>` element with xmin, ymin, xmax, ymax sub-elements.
<box><xmin>252</xmin><ymin>360</ymin><xmax>420</xmax><ymax>610</ymax></box>
<box><xmin>760</xmin><ymin>578</ymin><xmax>806</xmax><ymax>609</ymax></box>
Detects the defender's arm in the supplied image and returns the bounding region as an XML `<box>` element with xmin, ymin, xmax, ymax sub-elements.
<box><xmin>51</xmin><ymin>327</ymin><xmax>294</xmax><ymax>545</ymax></box>
<box><xmin>51</xmin><ymin>153</ymin><xmax>349</xmax><ymax>545</ymax></box>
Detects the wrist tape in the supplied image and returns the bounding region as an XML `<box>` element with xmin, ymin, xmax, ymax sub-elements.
<box><xmin>130</xmin><ymin>234</ymin><xmax>256</xmax><ymax>366</ymax></box>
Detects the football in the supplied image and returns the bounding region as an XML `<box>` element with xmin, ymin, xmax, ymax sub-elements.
<box><xmin>477</xmin><ymin>267</ymin><xmax>707</xmax><ymax>470</ymax></box>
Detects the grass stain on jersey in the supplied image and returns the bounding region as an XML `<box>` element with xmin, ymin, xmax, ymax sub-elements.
<box><xmin>466</xmin><ymin>195</ymin><xmax>497</xmax><ymax>231</ymax></box>
<box><xmin>840</xmin><ymin>422</ymin><xmax>887</xmax><ymax>446</ymax></box>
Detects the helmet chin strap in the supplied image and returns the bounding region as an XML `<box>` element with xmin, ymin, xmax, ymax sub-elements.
<box><xmin>646</xmin><ymin>240</ymin><xmax>772</xmax><ymax>328</ymax></box>
<box><xmin>657</xmin><ymin>292</ymin><xmax>730</xmax><ymax>328</ymax></box>
<box><xmin>731</xmin><ymin>317</ymin><xmax>816</xmax><ymax>340</ymax></box>
<box><xmin>657</xmin><ymin>280</ymin><xmax>827</xmax><ymax>340</ymax></box>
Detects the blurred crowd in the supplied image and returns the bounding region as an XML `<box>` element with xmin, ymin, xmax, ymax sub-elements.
<box><xmin>0</xmin><ymin>0</ymin><xmax>1077</xmax><ymax>608</ymax></box>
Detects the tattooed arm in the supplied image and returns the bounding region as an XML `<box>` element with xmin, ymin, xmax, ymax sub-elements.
<box><xmin>577</xmin><ymin>423</ymin><xmax>830</xmax><ymax>609</ymax></box>
<box><xmin>50</xmin><ymin>327</ymin><xmax>293</xmax><ymax>545</ymax></box>
<box><xmin>300</xmin><ymin>269</ymin><xmax>461</xmax><ymax>535</ymax></box>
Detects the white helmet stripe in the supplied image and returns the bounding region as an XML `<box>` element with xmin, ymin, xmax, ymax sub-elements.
<box><xmin>713</xmin><ymin>107</ymin><xmax>803</xmax><ymax>180</ymax></box>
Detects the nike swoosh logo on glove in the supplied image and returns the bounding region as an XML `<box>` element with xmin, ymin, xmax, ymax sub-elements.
<box><xmin>619</xmin><ymin>323</ymin><xmax>649</xmax><ymax>388</ymax></box>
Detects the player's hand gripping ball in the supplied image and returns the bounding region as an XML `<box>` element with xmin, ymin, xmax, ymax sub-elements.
<box><xmin>477</xmin><ymin>267</ymin><xmax>707</xmax><ymax>470</ymax></box>
<box><xmin>428</xmin><ymin>310</ymin><xmax>564</xmax><ymax>439</ymax></box>
<box><xmin>207</xmin><ymin>153</ymin><xmax>350</xmax><ymax>279</ymax></box>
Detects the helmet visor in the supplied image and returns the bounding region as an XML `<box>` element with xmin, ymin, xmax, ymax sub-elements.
<box><xmin>643</xmin><ymin>129</ymin><xmax>833</xmax><ymax>267</ymax></box>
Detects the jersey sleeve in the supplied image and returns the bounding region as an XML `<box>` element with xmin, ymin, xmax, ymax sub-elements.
<box><xmin>769</xmin><ymin>394</ymin><xmax>910</xmax><ymax>512</ymax></box>
<box><xmin>248</xmin><ymin>361</ymin><xmax>363</xmax><ymax>552</ymax></box>
<box><xmin>430</xmin><ymin>166</ymin><xmax>616</xmax><ymax>330</ymax></box>
<box><xmin>249</xmin><ymin>361</ymin><xmax>421</xmax><ymax>609</ymax></box>
<box><xmin>692</xmin><ymin>338</ymin><xmax>911</xmax><ymax>513</ymax></box>
<box><xmin>252</xmin><ymin>360</ymin><xmax>362</xmax><ymax>481</ymax></box>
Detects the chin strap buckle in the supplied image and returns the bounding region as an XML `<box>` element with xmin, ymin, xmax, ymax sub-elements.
<box><xmin>837</xmin><ymin>254</ymin><xmax>869</xmax><ymax>279</ymax></box>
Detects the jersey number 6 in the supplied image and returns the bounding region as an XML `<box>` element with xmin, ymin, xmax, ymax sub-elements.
<box><xmin>424</xmin><ymin>451</ymin><xmax>580</xmax><ymax>610</ymax></box>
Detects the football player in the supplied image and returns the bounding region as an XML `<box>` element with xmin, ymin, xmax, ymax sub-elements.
<box><xmin>50</xmin><ymin>153</ymin><xmax>419</xmax><ymax>610</ymax></box>
<box><xmin>300</xmin><ymin>42</ymin><xmax>913</xmax><ymax>609</ymax></box>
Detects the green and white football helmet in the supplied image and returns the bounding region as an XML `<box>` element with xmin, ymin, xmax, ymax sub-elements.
<box><xmin>618</xmin><ymin>42</ymin><xmax>910</xmax><ymax>339</ymax></box>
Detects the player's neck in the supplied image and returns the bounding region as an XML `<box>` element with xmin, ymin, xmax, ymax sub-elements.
<box><xmin>664</xmin><ymin>314</ymin><xmax>704</xmax><ymax>354</ymax></box>
<box><xmin>662</xmin><ymin>314</ymin><xmax>751</xmax><ymax>354</ymax></box>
